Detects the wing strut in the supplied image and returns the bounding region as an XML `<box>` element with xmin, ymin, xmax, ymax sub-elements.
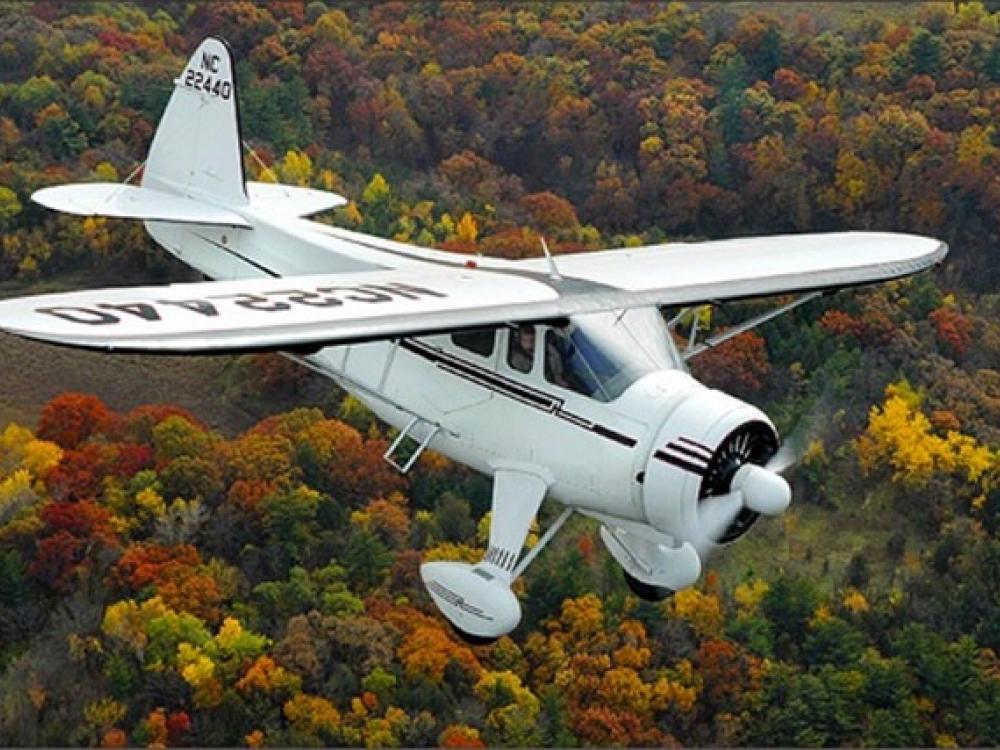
<box><xmin>539</xmin><ymin>237</ymin><xmax>563</xmax><ymax>281</ymax></box>
<box><xmin>681</xmin><ymin>291</ymin><xmax>823</xmax><ymax>361</ymax></box>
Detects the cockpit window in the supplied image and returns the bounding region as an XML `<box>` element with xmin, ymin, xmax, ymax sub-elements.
<box><xmin>451</xmin><ymin>328</ymin><xmax>495</xmax><ymax>358</ymax></box>
<box><xmin>507</xmin><ymin>324</ymin><xmax>536</xmax><ymax>373</ymax></box>
<box><xmin>542</xmin><ymin>310</ymin><xmax>677</xmax><ymax>401</ymax></box>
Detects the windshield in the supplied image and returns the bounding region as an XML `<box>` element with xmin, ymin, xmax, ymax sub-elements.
<box><xmin>543</xmin><ymin>308</ymin><xmax>679</xmax><ymax>401</ymax></box>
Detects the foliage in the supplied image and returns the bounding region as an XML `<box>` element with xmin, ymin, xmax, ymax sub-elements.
<box><xmin>0</xmin><ymin>3</ymin><xmax>999</xmax><ymax>747</ymax></box>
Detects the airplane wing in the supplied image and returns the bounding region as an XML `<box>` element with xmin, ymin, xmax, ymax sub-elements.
<box><xmin>511</xmin><ymin>231</ymin><xmax>947</xmax><ymax>303</ymax></box>
<box><xmin>0</xmin><ymin>232</ymin><xmax>945</xmax><ymax>353</ymax></box>
<box><xmin>0</xmin><ymin>268</ymin><xmax>563</xmax><ymax>352</ymax></box>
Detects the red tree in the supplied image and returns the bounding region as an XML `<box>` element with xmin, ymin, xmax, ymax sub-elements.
<box><xmin>31</xmin><ymin>500</ymin><xmax>119</xmax><ymax>590</ymax></box>
<box><xmin>929</xmin><ymin>306</ymin><xmax>973</xmax><ymax>357</ymax></box>
<box><xmin>690</xmin><ymin>331</ymin><xmax>771</xmax><ymax>395</ymax></box>
<box><xmin>36</xmin><ymin>393</ymin><xmax>112</xmax><ymax>449</ymax></box>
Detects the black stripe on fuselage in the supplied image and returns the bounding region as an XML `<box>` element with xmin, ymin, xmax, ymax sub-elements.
<box><xmin>677</xmin><ymin>436</ymin><xmax>712</xmax><ymax>456</ymax></box>
<box><xmin>665</xmin><ymin>441</ymin><xmax>711</xmax><ymax>464</ymax></box>
<box><xmin>653</xmin><ymin>449</ymin><xmax>707</xmax><ymax>476</ymax></box>
<box><xmin>400</xmin><ymin>338</ymin><xmax>637</xmax><ymax>449</ymax></box>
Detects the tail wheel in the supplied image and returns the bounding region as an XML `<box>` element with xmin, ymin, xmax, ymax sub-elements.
<box><xmin>700</xmin><ymin>421</ymin><xmax>778</xmax><ymax>544</ymax></box>
<box><xmin>623</xmin><ymin>570</ymin><xmax>673</xmax><ymax>602</ymax></box>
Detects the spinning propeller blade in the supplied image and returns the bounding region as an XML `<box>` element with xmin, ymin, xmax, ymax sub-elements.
<box><xmin>766</xmin><ymin>396</ymin><xmax>834</xmax><ymax>475</ymax></box>
<box><xmin>693</xmin><ymin>490</ymin><xmax>744</xmax><ymax>558</ymax></box>
<box><xmin>765</xmin><ymin>436</ymin><xmax>802</xmax><ymax>474</ymax></box>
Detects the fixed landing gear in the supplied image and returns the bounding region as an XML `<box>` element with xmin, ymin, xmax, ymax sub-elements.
<box><xmin>623</xmin><ymin>570</ymin><xmax>673</xmax><ymax>602</ymax></box>
<box><xmin>423</xmin><ymin>470</ymin><xmax>575</xmax><ymax>641</ymax></box>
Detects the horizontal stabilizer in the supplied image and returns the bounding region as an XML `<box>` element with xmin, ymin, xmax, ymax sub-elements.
<box><xmin>246</xmin><ymin>181</ymin><xmax>348</xmax><ymax>217</ymax></box>
<box><xmin>32</xmin><ymin>184</ymin><xmax>251</xmax><ymax>228</ymax></box>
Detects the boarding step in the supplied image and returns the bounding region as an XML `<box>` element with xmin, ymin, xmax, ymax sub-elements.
<box><xmin>383</xmin><ymin>416</ymin><xmax>441</xmax><ymax>474</ymax></box>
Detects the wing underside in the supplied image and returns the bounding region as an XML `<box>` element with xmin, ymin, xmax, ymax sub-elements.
<box><xmin>0</xmin><ymin>232</ymin><xmax>946</xmax><ymax>353</ymax></box>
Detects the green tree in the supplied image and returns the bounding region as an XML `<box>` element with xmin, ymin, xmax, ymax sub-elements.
<box><xmin>260</xmin><ymin>484</ymin><xmax>322</xmax><ymax>559</ymax></box>
<box><xmin>360</xmin><ymin>173</ymin><xmax>398</xmax><ymax>235</ymax></box>
<box><xmin>908</xmin><ymin>29</ymin><xmax>943</xmax><ymax>75</ymax></box>
<box><xmin>11</xmin><ymin>75</ymin><xmax>61</xmax><ymax>123</ymax></box>
<box><xmin>0</xmin><ymin>549</ymin><xmax>26</xmax><ymax>605</ymax></box>
<box><xmin>761</xmin><ymin>576</ymin><xmax>819</xmax><ymax>658</ymax></box>
<box><xmin>750</xmin><ymin>664</ymin><xmax>864</xmax><ymax>746</ymax></box>
<box><xmin>803</xmin><ymin>617</ymin><xmax>865</xmax><ymax>668</ymax></box>
<box><xmin>342</xmin><ymin>529</ymin><xmax>393</xmax><ymax>591</ymax></box>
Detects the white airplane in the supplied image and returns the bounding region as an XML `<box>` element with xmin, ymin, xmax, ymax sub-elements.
<box><xmin>0</xmin><ymin>39</ymin><xmax>946</xmax><ymax>641</ymax></box>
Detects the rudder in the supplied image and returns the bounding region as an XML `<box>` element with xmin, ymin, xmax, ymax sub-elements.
<box><xmin>142</xmin><ymin>37</ymin><xmax>247</xmax><ymax>206</ymax></box>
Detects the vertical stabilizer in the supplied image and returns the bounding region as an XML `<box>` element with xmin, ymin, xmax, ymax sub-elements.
<box><xmin>142</xmin><ymin>37</ymin><xmax>247</xmax><ymax>206</ymax></box>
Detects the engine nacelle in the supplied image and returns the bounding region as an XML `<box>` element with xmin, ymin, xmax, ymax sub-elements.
<box><xmin>642</xmin><ymin>385</ymin><xmax>779</xmax><ymax>547</ymax></box>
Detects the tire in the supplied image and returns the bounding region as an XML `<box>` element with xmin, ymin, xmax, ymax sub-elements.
<box><xmin>623</xmin><ymin>571</ymin><xmax>673</xmax><ymax>602</ymax></box>
<box><xmin>448</xmin><ymin>622</ymin><xmax>498</xmax><ymax>646</ymax></box>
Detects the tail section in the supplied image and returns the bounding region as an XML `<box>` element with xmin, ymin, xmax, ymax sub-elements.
<box><xmin>142</xmin><ymin>37</ymin><xmax>247</xmax><ymax>205</ymax></box>
<box><xmin>29</xmin><ymin>35</ymin><xmax>374</xmax><ymax>285</ymax></box>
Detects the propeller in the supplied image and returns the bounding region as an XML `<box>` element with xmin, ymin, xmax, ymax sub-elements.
<box><xmin>690</xmin><ymin>420</ymin><xmax>801</xmax><ymax>558</ymax></box>
<box><xmin>690</xmin><ymin>393</ymin><xmax>833</xmax><ymax>558</ymax></box>
<box><xmin>764</xmin><ymin>421</ymin><xmax>811</xmax><ymax>474</ymax></box>
<box><xmin>693</xmin><ymin>490</ymin><xmax>744</xmax><ymax>556</ymax></box>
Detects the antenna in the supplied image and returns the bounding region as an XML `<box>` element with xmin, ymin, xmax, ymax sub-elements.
<box><xmin>540</xmin><ymin>236</ymin><xmax>562</xmax><ymax>281</ymax></box>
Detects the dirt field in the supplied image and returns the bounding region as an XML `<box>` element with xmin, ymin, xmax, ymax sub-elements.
<box><xmin>0</xmin><ymin>261</ymin><xmax>347</xmax><ymax>434</ymax></box>
<box><xmin>0</xmin><ymin>331</ymin><xmax>264</xmax><ymax>433</ymax></box>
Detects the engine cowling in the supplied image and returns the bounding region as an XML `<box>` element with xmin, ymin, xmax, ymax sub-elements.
<box><xmin>641</xmin><ymin>385</ymin><xmax>781</xmax><ymax>547</ymax></box>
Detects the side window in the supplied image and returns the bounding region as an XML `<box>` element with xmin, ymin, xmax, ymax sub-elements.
<box><xmin>451</xmin><ymin>328</ymin><xmax>495</xmax><ymax>358</ymax></box>
<box><xmin>507</xmin><ymin>324</ymin><xmax>536</xmax><ymax>373</ymax></box>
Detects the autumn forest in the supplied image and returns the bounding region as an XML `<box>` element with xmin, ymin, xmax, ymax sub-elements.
<box><xmin>0</xmin><ymin>1</ymin><xmax>999</xmax><ymax>747</ymax></box>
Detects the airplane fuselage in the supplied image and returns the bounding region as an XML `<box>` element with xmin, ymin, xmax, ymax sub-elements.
<box><xmin>143</xmin><ymin>210</ymin><xmax>770</xmax><ymax>536</ymax></box>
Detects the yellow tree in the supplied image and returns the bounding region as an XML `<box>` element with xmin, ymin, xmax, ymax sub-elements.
<box><xmin>236</xmin><ymin>655</ymin><xmax>302</xmax><ymax>695</ymax></box>
<box><xmin>668</xmin><ymin>586</ymin><xmax>725</xmax><ymax>638</ymax></box>
<box><xmin>284</xmin><ymin>693</ymin><xmax>341</xmax><ymax>742</ymax></box>
<box><xmin>856</xmin><ymin>381</ymin><xmax>996</xmax><ymax>495</ymax></box>
<box><xmin>278</xmin><ymin>149</ymin><xmax>313</xmax><ymax>186</ymax></box>
<box><xmin>397</xmin><ymin>624</ymin><xmax>480</xmax><ymax>683</ymax></box>
<box><xmin>177</xmin><ymin>642</ymin><xmax>223</xmax><ymax>708</ymax></box>
<box><xmin>474</xmin><ymin>670</ymin><xmax>541</xmax><ymax>747</ymax></box>
<box><xmin>455</xmin><ymin>212</ymin><xmax>478</xmax><ymax>244</ymax></box>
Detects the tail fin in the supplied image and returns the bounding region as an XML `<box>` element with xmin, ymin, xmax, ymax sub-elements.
<box><xmin>142</xmin><ymin>37</ymin><xmax>247</xmax><ymax>206</ymax></box>
<box><xmin>33</xmin><ymin>36</ymin><xmax>348</xmax><ymax>226</ymax></box>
